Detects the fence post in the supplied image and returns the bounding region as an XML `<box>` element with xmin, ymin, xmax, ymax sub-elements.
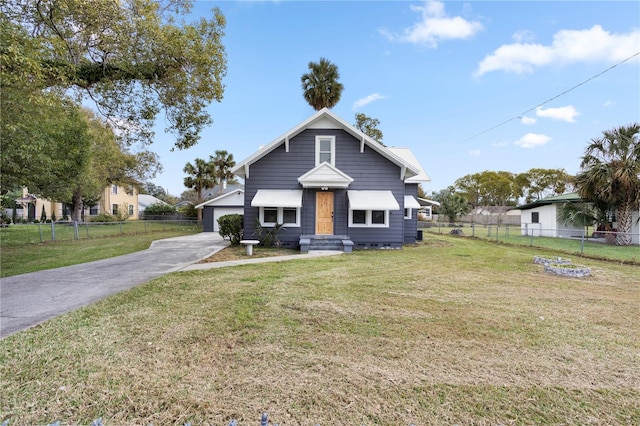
<box><xmin>580</xmin><ymin>228</ymin><xmax>585</xmax><ymax>254</ymax></box>
<box><xmin>143</xmin><ymin>221</ymin><xmax>147</xmax><ymax>233</ymax></box>
<box><xmin>73</xmin><ymin>221</ymin><xmax>79</xmax><ymax>240</ymax></box>
<box><xmin>85</xmin><ymin>223</ymin><xmax>90</xmax><ymax>239</ymax></box>
<box><xmin>487</xmin><ymin>225</ymin><xmax>491</xmax><ymax>238</ymax></box>
<box><xmin>38</xmin><ymin>222</ymin><xmax>43</xmax><ymax>243</ymax></box>
<box><xmin>119</xmin><ymin>222</ymin><xmax>123</xmax><ymax>235</ymax></box>
<box><xmin>471</xmin><ymin>222</ymin><xmax>475</xmax><ymax>237</ymax></box>
<box><xmin>51</xmin><ymin>221</ymin><xmax>56</xmax><ymax>241</ymax></box>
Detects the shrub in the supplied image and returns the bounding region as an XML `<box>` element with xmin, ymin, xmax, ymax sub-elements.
<box><xmin>177</xmin><ymin>203</ymin><xmax>197</xmax><ymax>219</ymax></box>
<box><xmin>143</xmin><ymin>203</ymin><xmax>176</xmax><ymax>216</ymax></box>
<box><xmin>89</xmin><ymin>213</ymin><xmax>118</xmax><ymax>222</ymax></box>
<box><xmin>218</xmin><ymin>214</ymin><xmax>244</xmax><ymax>245</ymax></box>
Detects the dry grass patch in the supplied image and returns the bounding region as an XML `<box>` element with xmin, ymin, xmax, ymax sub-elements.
<box><xmin>1</xmin><ymin>235</ymin><xmax>639</xmax><ymax>425</ymax></box>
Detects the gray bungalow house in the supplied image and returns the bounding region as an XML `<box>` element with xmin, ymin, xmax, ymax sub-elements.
<box><xmin>231</xmin><ymin>108</ymin><xmax>430</xmax><ymax>252</ymax></box>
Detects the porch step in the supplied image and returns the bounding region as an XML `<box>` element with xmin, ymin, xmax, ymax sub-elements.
<box><xmin>300</xmin><ymin>235</ymin><xmax>353</xmax><ymax>253</ymax></box>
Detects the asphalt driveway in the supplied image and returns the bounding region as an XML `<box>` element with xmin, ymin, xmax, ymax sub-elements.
<box><xmin>0</xmin><ymin>233</ymin><xmax>228</xmax><ymax>338</ymax></box>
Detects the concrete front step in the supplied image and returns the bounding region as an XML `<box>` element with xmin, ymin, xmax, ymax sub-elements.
<box><xmin>300</xmin><ymin>235</ymin><xmax>353</xmax><ymax>253</ymax></box>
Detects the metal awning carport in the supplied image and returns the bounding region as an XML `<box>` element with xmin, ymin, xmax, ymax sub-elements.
<box><xmin>251</xmin><ymin>190</ymin><xmax>303</xmax><ymax>208</ymax></box>
<box><xmin>347</xmin><ymin>190</ymin><xmax>400</xmax><ymax>210</ymax></box>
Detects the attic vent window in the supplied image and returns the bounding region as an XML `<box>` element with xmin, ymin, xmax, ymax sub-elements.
<box><xmin>316</xmin><ymin>135</ymin><xmax>335</xmax><ymax>166</ymax></box>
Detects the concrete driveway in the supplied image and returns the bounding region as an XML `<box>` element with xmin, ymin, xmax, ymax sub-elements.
<box><xmin>0</xmin><ymin>233</ymin><xmax>228</xmax><ymax>339</ymax></box>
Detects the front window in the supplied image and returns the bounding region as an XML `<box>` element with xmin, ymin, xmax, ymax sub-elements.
<box><xmin>315</xmin><ymin>136</ymin><xmax>335</xmax><ymax>166</ymax></box>
<box><xmin>89</xmin><ymin>205</ymin><xmax>99</xmax><ymax>215</ymax></box>
<box><xmin>259</xmin><ymin>207</ymin><xmax>300</xmax><ymax>227</ymax></box>
<box><xmin>352</xmin><ymin>210</ymin><xmax>366</xmax><ymax>224</ymax></box>
<box><xmin>263</xmin><ymin>207</ymin><xmax>278</xmax><ymax>224</ymax></box>
<box><xmin>128</xmin><ymin>204</ymin><xmax>134</xmax><ymax>216</ymax></box>
<box><xmin>111</xmin><ymin>185</ymin><xmax>118</xmax><ymax>194</ymax></box>
<box><xmin>531</xmin><ymin>212</ymin><xmax>539</xmax><ymax>223</ymax></box>
<box><xmin>349</xmin><ymin>209</ymin><xmax>389</xmax><ymax>227</ymax></box>
<box><xmin>112</xmin><ymin>204</ymin><xmax>118</xmax><ymax>215</ymax></box>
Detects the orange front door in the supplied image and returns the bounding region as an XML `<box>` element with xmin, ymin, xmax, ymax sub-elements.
<box><xmin>316</xmin><ymin>192</ymin><xmax>334</xmax><ymax>235</ymax></box>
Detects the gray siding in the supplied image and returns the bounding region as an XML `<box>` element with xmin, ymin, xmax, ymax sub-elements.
<box><xmin>243</xmin><ymin>128</ymin><xmax>409</xmax><ymax>248</ymax></box>
<box><xmin>203</xmin><ymin>207</ymin><xmax>215</xmax><ymax>232</ymax></box>
<box><xmin>403</xmin><ymin>184</ymin><xmax>419</xmax><ymax>244</ymax></box>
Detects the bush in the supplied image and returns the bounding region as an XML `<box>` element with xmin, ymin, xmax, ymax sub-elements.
<box><xmin>89</xmin><ymin>213</ymin><xmax>119</xmax><ymax>222</ymax></box>
<box><xmin>177</xmin><ymin>203</ymin><xmax>197</xmax><ymax>219</ymax></box>
<box><xmin>143</xmin><ymin>203</ymin><xmax>176</xmax><ymax>216</ymax></box>
<box><xmin>218</xmin><ymin>214</ymin><xmax>244</xmax><ymax>245</ymax></box>
<box><xmin>0</xmin><ymin>211</ymin><xmax>11</xmax><ymax>227</ymax></box>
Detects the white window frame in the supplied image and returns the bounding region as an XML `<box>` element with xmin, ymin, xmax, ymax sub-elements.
<box><xmin>348</xmin><ymin>209</ymin><xmax>390</xmax><ymax>228</ymax></box>
<box><xmin>259</xmin><ymin>207</ymin><xmax>301</xmax><ymax>227</ymax></box>
<box><xmin>111</xmin><ymin>184</ymin><xmax>118</xmax><ymax>194</ymax></box>
<box><xmin>404</xmin><ymin>208</ymin><xmax>412</xmax><ymax>219</ymax></box>
<box><xmin>315</xmin><ymin>135</ymin><xmax>335</xmax><ymax>166</ymax></box>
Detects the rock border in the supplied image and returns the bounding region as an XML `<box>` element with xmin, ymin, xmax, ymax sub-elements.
<box><xmin>533</xmin><ymin>256</ymin><xmax>591</xmax><ymax>278</ymax></box>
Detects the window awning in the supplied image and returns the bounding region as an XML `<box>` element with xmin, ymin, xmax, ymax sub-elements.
<box><xmin>404</xmin><ymin>195</ymin><xmax>421</xmax><ymax>209</ymax></box>
<box><xmin>251</xmin><ymin>190</ymin><xmax>302</xmax><ymax>208</ymax></box>
<box><xmin>347</xmin><ymin>190</ymin><xmax>400</xmax><ymax>210</ymax></box>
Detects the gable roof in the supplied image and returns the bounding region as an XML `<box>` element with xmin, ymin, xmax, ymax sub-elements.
<box><xmin>195</xmin><ymin>188</ymin><xmax>244</xmax><ymax>209</ymax></box>
<box><xmin>387</xmin><ymin>148</ymin><xmax>431</xmax><ymax>183</ymax></box>
<box><xmin>231</xmin><ymin>108</ymin><xmax>421</xmax><ymax>180</ymax></box>
<box><xmin>516</xmin><ymin>192</ymin><xmax>583</xmax><ymax>210</ymax></box>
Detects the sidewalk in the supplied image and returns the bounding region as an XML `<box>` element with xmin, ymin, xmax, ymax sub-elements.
<box><xmin>183</xmin><ymin>250</ymin><xmax>343</xmax><ymax>271</ymax></box>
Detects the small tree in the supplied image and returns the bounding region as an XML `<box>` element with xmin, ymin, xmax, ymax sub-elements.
<box><xmin>217</xmin><ymin>214</ymin><xmax>244</xmax><ymax>245</ymax></box>
<box><xmin>40</xmin><ymin>205</ymin><xmax>47</xmax><ymax>222</ymax></box>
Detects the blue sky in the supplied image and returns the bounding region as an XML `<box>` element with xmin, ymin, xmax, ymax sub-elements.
<box><xmin>148</xmin><ymin>0</ymin><xmax>640</xmax><ymax>197</ymax></box>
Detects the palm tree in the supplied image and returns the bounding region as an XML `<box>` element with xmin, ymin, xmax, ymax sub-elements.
<box><xmin>210</xmin><ymin>150</ymin><xmax>236</xmax><ymax>194</ymax></box>
<box><xmin>434</xmin><ymin>187</ymin><xmax>471</xmax><ymax>224</ymax></box>
<box><xmin>183</xmin><ymin>158</ymin><xmax>216</xmax><ymax>222</ymax></box>
<box><xmin>574</xmin><ymin>123</ymin><xmax>640</xmax><ymax>245</ymax></box>
<box><xmin>301</xmin><ymin>58</ymin><xmax>344</xmax><ymax>110</ymax></box>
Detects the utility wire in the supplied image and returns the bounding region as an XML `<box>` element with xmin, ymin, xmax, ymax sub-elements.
<box><xmin>460</xmin><ymin>51</ymin><xmax>640</xmax><ymax>143</ymax></box>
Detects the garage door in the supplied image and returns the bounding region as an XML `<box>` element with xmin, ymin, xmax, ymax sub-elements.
<box><xmin>213</xmin><ymin>207</ymin><xmax>244</xmax><ymax>232</ymax></box>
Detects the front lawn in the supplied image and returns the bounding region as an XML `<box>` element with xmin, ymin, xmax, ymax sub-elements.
<box><xmin>1</xmin><ymin>235</ymin><xmax>638</xmax><ymax>425</ymax></box>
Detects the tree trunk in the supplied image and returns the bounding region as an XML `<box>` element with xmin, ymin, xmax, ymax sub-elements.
<box><xmin>614</xmin><ymin>202</ymin><xmax>633</xmax><ymax>246</ymax></box>
<box><xmin>71</xmin><ymin>190</ymin><xmax>84</xmax><ymax>223</ymax></box>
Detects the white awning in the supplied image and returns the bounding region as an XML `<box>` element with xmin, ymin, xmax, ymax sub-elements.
<box><xmin>251</xmin><ymin>190</ymin><xmax>302</xmax><ymax>208</ymax></box>
<box><xmin>404</xmin><ymin>195</ymin><xmax>421</xmax><ymax>209</ymax></box>
<box><xmin>347</xmin><ymin>190</ymin><xmax>400</xmax><ymax>210</ymax></box>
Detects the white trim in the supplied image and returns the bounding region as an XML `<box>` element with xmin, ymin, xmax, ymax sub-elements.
<box><xmin>315</xmin><ymin>135</ymin><xmax>335</xmax><ymax>166</ymax></box>
<box><xmin>348</xmin><ymin>209</ymin><xmax>390</xmax><ymax>228</ymax></box>
<box><xmin>404</xmin><ymin>208</ymin><xmax>412</xmax><ymax>219</ymax></box>
<box><xmin>259</xmin><ymin>206</ymin><xmax>300</xmax><ymax>227</ymax></box>
<box><xmin>298</xmin><ymin>162</ymin><xmax>354</xmax><ymax>188</ymax></box>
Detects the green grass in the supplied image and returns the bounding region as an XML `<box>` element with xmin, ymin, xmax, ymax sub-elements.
<box><xmin>0</xmin><ymin>223</ymin><xmax>201</xmax><ymax>277</ymax></box>
<box><xmin>1</xmin><ymin>234</ymin><xmax>638</xmax><ymax>425</ymax></box>
<box><xmin>423</xmin><ymin>224</ymin><xmax>640</xmax><ymax>263</ymax></box>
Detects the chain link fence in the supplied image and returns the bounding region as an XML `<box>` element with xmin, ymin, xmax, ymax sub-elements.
<box><xmin>419</xmin><ymin>222</ymin><xmax>640</xmax><ymax>263</ymax></box>
<box><xmin>0</xmin><ymin>220</ymin><xmax>202</xmax><ymax>246</ymax></box>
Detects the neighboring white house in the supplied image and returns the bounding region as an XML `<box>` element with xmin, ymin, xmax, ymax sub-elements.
<box><xmin>516</xmin><ymin>192</ymin><xmax>640</xmax><ymax>245</ymax></box>
<box><xmin>138</xmin><ymin>194</ymin><xmax>169</xmax><ymax>214</ymax></box>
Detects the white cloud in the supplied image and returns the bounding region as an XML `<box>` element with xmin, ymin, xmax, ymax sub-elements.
<box><xmin>492</xmin><ymin>141</ymin><xmax>509</xmax><ymax>147</ymax></box>
<box><xmin>520</xmin><ymin>116</ymin><xmax>537</xmax><ymax>125</ymax></box>
<box><xmin>603</xmin><ymin>100</ymin><xmax>614</xmax><ymax>107</ymax></box>
<box><xmin>380</xmin><ymin>0</ymin><xmax>483</xmax><ymax>47</ymax></box>
<box><xmin>536</xmin><ymin>105</ymin><xmax>580</xmax><ymax>123</ymax></box>
<box><xmin>352</xmin><ymin>93</ymin><xmax>386</xmax><ymax>110</ymax></box>
<box><xmin>512</xmin><ymin>30</ymin><xmax>536</xmax><ymax>43</ymax></box>
<box><xmin>475</xmin><ymin>25</ymin><xmax>640</xmax><ymax>76</ymax></box>
<box><xmin>468</xmin><ymin>149</ymin><xmax>481</xmax><ymax>156</ymax></box>
<box><xmin>514</xmin><ymin>133</ymin><xmax>551</xmax><ymax>148</ymax></box>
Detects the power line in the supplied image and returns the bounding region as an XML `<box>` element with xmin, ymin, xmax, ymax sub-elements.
<box><xmin>460</xmin><ymin>51</ymin><xmax>640</xmax><ymax>143</ymax></box>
